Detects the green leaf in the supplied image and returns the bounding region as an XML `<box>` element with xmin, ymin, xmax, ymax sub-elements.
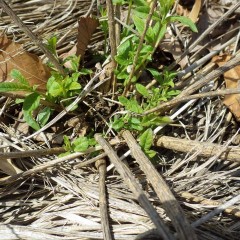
<box><xmin>23</xmin><ymin>92</ymin><xmax>40</xmax><ymax>112</ymax></box>
<box><xmin>68</xmin><ymin>82</ymin><xmax>81</xmax><ymax>91</ymax></box>
<box><xmin>117</xmin><ymin>39</ymin><xmax>131</xmax><ymax>57</ymax></box>
<box><xmin>48</xmin><ymin>81</ymin><xmax>63</xmax><ymax>97</ymax></box>
<box><xmin>70</xmin><ymin>55</ymin><xmax>80</xmax><ymax>72</ymax></box>
<box><xmin>133</xmin><ymin>0</ymin><xmax>147</xmax><ymax>6</ymax></box>
<box><xmin>147</xmin><ymin>68</ymin><xmax>162</xmax><ymax>82</ymax></box>
<box><xmin>138</xmin><ymin>128</ymin><xmax>153</xmax><ymax>151</ymax></box>
<box><xmin>79</xmin><ymin>68</ymin><xmax>92</xmax><ymax>75</ymax></box>
<box><xmin>10</xmin><ymin>69</ymin><xmax>30</xmax><ymax>86</ymax></box>
<box><xmin>71</xmin><ymin>72</ymin><xmax>81</xmax><ymax>82</ymax></box>
<box><xmin>113</xmin><ymin>0</ymin><xmax>126</xmax><ymax>4</ymax></box>
<box><xmin>47</xmin><ymin>36</ymin><xmax>57</xmax><ymax>55</ymax></box>
<box><xmin>167</xmin><ymin>89</ymin><xmax>180</xmax><ymax>96</ymax></box>
<box><xmin>156</xmin><ymin>23</ymin><xmax>167</xmax><ymax>43</ymax></box>
<box><xmin>145</xmin><ymin>149</ymin><xmax>156</xmax><ymax>158</ymax></box>
<box><xmin>136</xmin><ymin>83</ymin><xmax>149</xmax><ymax>97</ymax></box>
<box><xmin>37</xmin><ymin>107</ymin><xmax>51</xmax><ymax>127</ymax></box>
<box><xmin>140</xmin><ymin>44</ymin><xmax>154</xmax><ymax>54</ymax></box>
<box><xmin>129</xmin><ymin>117</ymin><xmax>143</xmax><ymax>131</ymax></box>
<box><xmin>72</xmin><ymin>137</ymin><xmax>89</xmax><ymax>152</ymax></box>
<box><xmin>141</xmin><ymin>115</ymin><xmax>171</xmax><ymax>127</ymax></box>
<box><xmin>132</xmin><ymin>6</ymin><xmax>150</xmax><ymax>19</ymax></box>
<box><xmin>128</xmin><ymin>99</ymin><xmax>143</xmax><ymax>113</ymax></box>
<box><xmin>132</xmin><ymin>15</ymin><xmax>145</xmax><ymax>35</ymax></box>
<box><xmin>23</xmin><ymin>111</ymin><xmax>40</xmax><ymax>130</ymax></box>
<box><xmin>63</xmin><ymin>135</ymin><xmax>72</xmax><ymax>151</ymax></box>
<box><xmin>116</xmin><ymin>70</ymin><xmax>128</xmax><ymax>79</ymax></box>
<box><xmin>88</xmin><ymin>138</ymin><xmax>97</xmax><ymax>146</ymax></box>
<box><xmin>118</xmin><ymin>96</ymin><xmax>129</xmax><ymax>107</ymax></box>
<box><xmin>115</xmin><ymin>55</ymin><xmax>129</xmax><ymax>65</ymax></box>
<box><xmin>166</xmin><ymin>16</ymin><xmax>198</xmax><ymax>32</ymax></box>
<box><xmin>15</xmin><ymin>98</ymin><xmax>24</xmax><ymax>104</ymax></box>
<box><xmin>112</xmin><ymin>117</ymin><xmax>125</xmax><ymax>131</ymax></box>
<box><xmin>0</xmin><ymin>82</ymin><xmax>32</xmax><ymax>92</ymax></box>
<box><xmin>133</xmin><ymin>6</ymin><xmax>160</xmax><ymax>21</ymax></box>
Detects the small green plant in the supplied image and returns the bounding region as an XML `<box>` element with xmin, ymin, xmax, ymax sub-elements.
<box><xmin>0</xmin><ymin>1</ymin><xmax>198</xmax><ymax>159</ymax></box>
<box><xmin>61</xmin><ymin>135</ymin><xmax>97</xmax><ymax>156</ymax></box>
<box><xmin>107</xmin><ymin>0</ymin><xmax>197</xmax><ymax>157</ymax></box>
<box><xmin>111</xmin><ymin>68</ymin><xmax>178</xmax><ymax>131</ymax></box>
<box><xmin>113</xmin><ymin>0</ymin><xmax>197</xmax><ymax>89</ymax></box>
<box><xmin>0</xmin><ymin>37</ymin><xmax>92</xmax><ymax>130</ymax></box>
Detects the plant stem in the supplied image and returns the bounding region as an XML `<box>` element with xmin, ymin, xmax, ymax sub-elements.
<box><xmin>123</xmin><ymin>0</ymin><xmax>158</xmax><ymax>96</ymax></box>
<box><xmin>106</xmin><ymin>0</ymin><xmax>117</xmax><ymax>92</ymax></box>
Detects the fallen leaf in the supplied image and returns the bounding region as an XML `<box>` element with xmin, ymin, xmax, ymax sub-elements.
<box><xmin>188</xmin><ymin>0</ymin><xmax>202</xmax><ymax>23</ymax></box>
<box><xmin>60</xmin><ymin>17</ymin><xmax>99</xmax><ymax>68</ymax></box>
<box><xmin>212</xmin><ymin>55</ymin><xmax>240</xmax><ymax>121</ymax></box>
<box><xmin>76</xmin><ymin>17</ymin><xmax>99</xmax><ymax>58</ymax></box>
<box><xmin>0</xmin><ymin>34</ymin><xmax>50</xmax><ymax>92</ymax></box>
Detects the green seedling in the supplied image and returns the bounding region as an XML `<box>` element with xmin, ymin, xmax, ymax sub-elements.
<box><xmin>61</xmin><ymin>135</ymin><xmax>97</xmax><ymax>156</ymax></box>
<box><xmin>113</xmin><ymin>0</ymin><xmax>197</xmax><ymax>88</ymax></box>
<box><xmin>0</xmin><ymin>37</ymin><xmax>92</xmax><ymax>130</ymax></box>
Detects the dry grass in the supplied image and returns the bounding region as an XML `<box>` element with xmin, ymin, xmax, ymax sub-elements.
<box><xmin>0</xmin><ymin>1</ymin><xmax>240</xmax><ymax>239</ymax></box>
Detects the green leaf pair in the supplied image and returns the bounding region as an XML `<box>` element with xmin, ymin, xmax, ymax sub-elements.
<box><xmin>63</xmin><ymin>135</ymin><xmax>97</xmax><ymax>153</ymax></box>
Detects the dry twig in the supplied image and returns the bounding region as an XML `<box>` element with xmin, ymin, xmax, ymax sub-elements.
<box><xmin>122</xmin><ymin>130</ymin><xmax>197</xmax><ymax>240</ymax></box>
<box><xmin>156</xmin><ymin>135</ymin><xmax>240</xmax><ymax>163</ymax></box>
<box><xmin>95</xmin><ymin>133</ymin><xmax>174</xmax><ymax>240</ymax></box>
<box><xmin>96</xmin><ymin>158</ymin><xmax>113</xmax><ymax>240</ymax></box>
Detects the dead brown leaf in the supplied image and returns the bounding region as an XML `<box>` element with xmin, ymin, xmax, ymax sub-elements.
<box><xmin>212</xmin><ymin>55</ymin><xmax>240</xmax><ymax>121</ymax></box>
<box><xmin>76</xmin><ymin>17</ymin><xmax>99</xmax><ymax>59</ymax></box>
<box><xmin>0</xmin><ymin>35</ymin><xmax>50</xmax><ymax>92</ymax></box>
<box><xmin>61</xmin><ymin>17</ymin><xmax>99</xmax><ymax>68</ymax></box>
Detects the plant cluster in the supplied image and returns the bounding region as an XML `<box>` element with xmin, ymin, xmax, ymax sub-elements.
<box><xmin>0</xmin><ymin>0</ymin><xmax>197</xmax><ymax>158</ymax></box>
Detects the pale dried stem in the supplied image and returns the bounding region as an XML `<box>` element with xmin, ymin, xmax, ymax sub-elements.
<box><xmin>181</xmin><ymin>192</ymin><xmax>240</xmax><ymax>218</ymax></box>
<box><xmin>143</xmin><ymin>87</ymin><xmax>240</xmax><ymax>115</ymax></box>
<box><xmin>0</xmin><ymin>138</ymin><xmax>122</xmax><ymax>185</ymax></box>
<box><xmin>95</xmin><ymin>133</ymin><xmax>174</xmax><ymax>240</ymax></box>
<box><xmin>96</xmin><ymin>158</ymin><xmax>113</xmax><ymax>240</ymax></box>
<box><xmin>155</xmin><ymin>135</ymin><xmax>240</xmax><ymax>163</ymax></box>
<box><xmin>106</xmin><ymin>0</ymin><xmax>117</xmax><ymax>91</ymax></box>
<box><xmin>122</xmin><ymin>130</ymin><xmax>197</xmax><ymax>240</ymax></box>
<box><xmin>170</xmin><ymin>1</ymin><xmax>240</xmax><ymax>69</ymax></box>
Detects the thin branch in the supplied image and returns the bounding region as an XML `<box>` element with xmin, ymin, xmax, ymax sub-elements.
<box><xmin>155</xmin><ymin>135</ymin><xmax>240</xmax><ymax>163</ymax></box>
<box><xmin>143</xmin><ymin>88</ymin><xmax>240</xmax><ymax>116</ymax></box>
<box><xmin>95</xmin><ymin>134</ymin><xmax>174</xmax><ymax>240</ymax></box>
<box><xmin>169</xmin><ymin>1</ymin><xmax>240</xmax><ymax>69</ymax></box>
<box><xmin>122</xmin><ymin>130</ymin><xmax>197</xmax><ymax>240</ymax></box>
<box><xmin>106</xmin><ymin>0</ymin><xmax>117</xmax><ymax>91</ymax></box>
<box><xmin>96</xmin><ymin>158</ymin><xmax>113</xmax><ymax>240</ymax></box>
<box><xmin>0</xmin><ymin>0</ymin><xmax>65</xmax><ymax>75</ymax></box>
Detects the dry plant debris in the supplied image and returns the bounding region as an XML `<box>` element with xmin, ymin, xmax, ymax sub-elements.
<box><xmin>0</xmin><ymin>34</ymin><xmax>50</xmax><ymax>92</ymax></box>
<box><xmin>0</xmin><ymin>0</ymin><xmax>240</xmax><ymax>240</ymax></box>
